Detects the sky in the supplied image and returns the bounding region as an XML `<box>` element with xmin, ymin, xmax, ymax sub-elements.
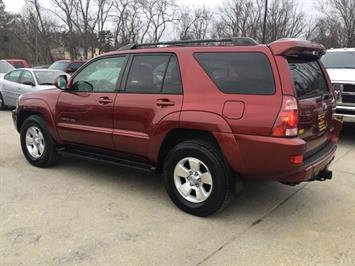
<box><xmin>4</xmin><ymin>0</ymin><xmax>315</xmax><ymax>15</ymax></box>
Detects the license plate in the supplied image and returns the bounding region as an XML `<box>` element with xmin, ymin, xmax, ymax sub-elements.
<box><xmin>318</xmin><ymin>112</ymin><xmax>327</xmax><ymax>132</ymax></box>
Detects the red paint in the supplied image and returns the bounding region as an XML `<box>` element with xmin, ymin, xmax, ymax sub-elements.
<box><xmin>5</xmin><ymin>59</ymin><xmax>30</xmax><ymax>68</ymax></box>
<box><xmin>13</xmin><ymin>38</ymin><xmax>341</xmax><ymax>183</ymax></box>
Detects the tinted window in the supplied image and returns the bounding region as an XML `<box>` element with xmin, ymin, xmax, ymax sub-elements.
<box><xmin>322</xmin><ymin>51</ymin><xmax>355</xmax><ymax>69</ymax></box>
<box><xmin>0</xmin><ymin>60</ymin><xmax>15</xmax><ymax>73</ymax></box>
<box><xmin>72</xmin><ymin>56</ymin><xmax>125</xmax><ymax>92</ymax></box>
<box><xmin>4</xmin><ymin>70</ymin><xmax>22</xmax><ymax>83</ymax></box>
<box><xmin>20</xmin><ymin>71</ymin><xmax>35</xmax><ymax>85</ymax></box>
<box><xmin>68</xmin><ymin>62</ymin><xmax>84</xmax><ymax>72</ymax></box>
<box><xmin>125</xmin><ymin>55</ymin><xmax>170</xmax><ymax>93</ymax></box>
<box><xmin>288</xmin><ymin>60</ymin><xmax>329</xmax><ymax>98</ymax></box>
<box><xmin>14</xmin><ymin>62</ymin><xmax>25</xmax><ymax>68</ymax></box>
<box><xmin>194</xmin><ymin>52</ymin><xmax>275</xmax><ymax>94</ymax></box>
<box><xmin>162</xmin><ymin>56</ymin><xmax>182</xmax><ymax>94</ymax></box>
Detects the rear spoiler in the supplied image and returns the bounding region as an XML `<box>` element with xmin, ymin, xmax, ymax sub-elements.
<box><xmin>268</xmin><ymin>38</ymin><xmax>326</xmax><ymax>58</ymax></box>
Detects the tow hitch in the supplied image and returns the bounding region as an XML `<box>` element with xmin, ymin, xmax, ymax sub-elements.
<box><xmin>312</xmin><ymin>168</ymin><xmax>333</xmax><ymax>181</ymax></box>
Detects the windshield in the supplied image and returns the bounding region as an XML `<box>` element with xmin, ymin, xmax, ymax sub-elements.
<box><xmin>322</xmin><ymin>51</ymin><xmax>355</xmax><ymax>69</ymax></box>
<box><xmin>34</xmin><ymin>71</ymin><xmax>63</xmax><ymax>85</ymax></box>
<box><xmin>49</xmin><ymin>61</ymin><xmax>69</xmax><ymax>71</ymax></box>
<box><xmin>0</xmin><ymin>60</ymin><xmax>15</xmax><ymax>73</ymax></box>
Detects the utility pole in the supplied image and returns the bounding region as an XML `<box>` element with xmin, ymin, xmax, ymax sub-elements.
<box><xmin>262</xmin><ymin>0</ymin><xmax>268</xmax><ymax>44</ymax></box>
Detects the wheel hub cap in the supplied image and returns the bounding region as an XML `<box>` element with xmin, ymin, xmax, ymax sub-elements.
<box><xmin>173</xmin><ymin>157</ymin><xmax>213</xmax><ymax>203</ymax></box>
<box><xmin>25</xmin><ymin>126</ymin><xmax>45</xmax><ymax>159</ymax></box>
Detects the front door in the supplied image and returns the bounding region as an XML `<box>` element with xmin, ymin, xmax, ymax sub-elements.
<box><xmin>56</xmin><ymin>56</ymin><xmax>127</xmax><ymax>150</ymax></box>
<box><xmin>113</xmin><ymin>54</ymin><xmax>183</xmax><ymax>159</ymax></box>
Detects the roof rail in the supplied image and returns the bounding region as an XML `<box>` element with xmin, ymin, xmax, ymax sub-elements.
<box><xmin>117</xmin><ymin>37</ymin><xmax>259</xmax><ymax>51</ymax></box>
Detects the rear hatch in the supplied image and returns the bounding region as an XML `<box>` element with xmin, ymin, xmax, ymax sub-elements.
<box><xmin>287</xmin><ymin>58</ymin><xmax>333</xmax><ymax>158</ymax></box>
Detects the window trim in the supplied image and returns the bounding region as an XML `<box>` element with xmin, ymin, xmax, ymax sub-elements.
<box><xmin>193</xmin><ymin>51</ymin><xmax>276</xmax><ymax>96</ymax></box>
<box><xmin>120</xmin><ymin>53</ymin><xmax>183</xmax><ymax>95</ymax></box>
<box><xmin>70</xmin><ymin>55</ymin><xmax>128</xmax><ymax>93</ymax></box>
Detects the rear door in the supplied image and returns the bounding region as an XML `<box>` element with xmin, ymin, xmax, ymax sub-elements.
<box><xmin>113</xmin><ymin>54</ymin><xmax>183</xmax><ymax>158</ymax></box>
<box><xmin>287</xmin><ymin>58</ymin><xmax>333</xmax><ymax>157</ymax></box>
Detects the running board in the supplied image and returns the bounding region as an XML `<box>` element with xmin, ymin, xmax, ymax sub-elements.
<box><xmin>59</xmin><ymin>148</ymin><xmax>157</xmax><ymax>172</ymax></box>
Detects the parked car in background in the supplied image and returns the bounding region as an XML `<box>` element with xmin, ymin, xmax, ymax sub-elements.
<box><xmin>0</xmin><ymin>60</ymin><xmax>15</xmax><ymax>79</ymax></box>
<box><xmin>32</xmin><ymin>65</ymin><xmax>50</xmax><ymax>69</ymax></box>
<box><xmin>12</xmin><ymin>38</ymin><xmax>341</xmax><ymax>216</ymax></box>
<box><xmin>5</xmin><ymin>59</ymin><xmax>30</xmax><ymax>69</ymax></box>
<box><xmin>0</xmin><ymin>69</ymin><xmax>68</xmax><ymax>109</ymax></box>
<box><xmin>48</xmin><ymin>60</ymin><xmax>85</xmax><ymax>75</ymax></box>
<box><xmin>322</xmin><ymin>48</ymin><xmax>355</xmax><ymax>123</ymax></box>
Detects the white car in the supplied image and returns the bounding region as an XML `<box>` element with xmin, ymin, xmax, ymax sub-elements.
<box><xmin>0</xmin><ymin>68</ymin><xmax>69</xmax><ymax>109</ymax></box>
<box><xmin>0</xmin><ymin>60</ymin><xmax>15</xmax><ymax>79</ymax></box>
<box><xmin>322</xmin><ymin>48</ymin><xmax>355</xmax><ymax>123</ymax></box>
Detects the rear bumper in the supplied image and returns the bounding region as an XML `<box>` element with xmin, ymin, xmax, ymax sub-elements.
<box><xmin>215</xmin><ymin>119</ymin><xmax>342</xmax><ymax>183</ymax></box>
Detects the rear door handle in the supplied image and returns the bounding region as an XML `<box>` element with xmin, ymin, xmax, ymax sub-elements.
<box><xmin>98</xmin><ymin>97</ymin><xmax>113</xmax><ymax>104</ymax></box>
<box><xmin>156</xmin><ymin>99</ymin><xmax>175</xmax><ymax>107</ymax></box>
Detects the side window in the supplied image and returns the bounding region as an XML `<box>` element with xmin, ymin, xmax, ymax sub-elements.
<box><xmin>162</xmin><ymin>56</ymin><xmax>182</xmax><ymax>94</ymax></box>
<box><xmin>125</xmin><ymin>55</ymin><xmax>170</xmax><ymax>93</ymax></box>
<box><xmin>20</xmin><ymin>71</ymin><xmax>35</xmax><ymax>85</ymax></box>
<box><xmin>194</xmin><ymin>52</ymin><xmax>275</xmax><ymax>95</ymax></box>
<box><xmin>72</xmin><ymin>56</ymin><xmax>126</xmax><ymax>92</ymax></box>
<box><xmin>4</xmin><ymin>70</ymin><xmax>22</xmax><ymax>83</ymax></box>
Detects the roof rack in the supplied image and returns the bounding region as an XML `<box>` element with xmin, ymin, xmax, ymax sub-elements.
<box><xmin>117</xmin><ymin>37</ymin><xmax>259</xmax><ymax>51</ymax></box>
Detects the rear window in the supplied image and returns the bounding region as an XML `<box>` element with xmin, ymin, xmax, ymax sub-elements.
<box><xmin>194</xmin><ymin>52</ymin><xmax>275</xmax><ymax>95</ymax></box>
<box><xmin>14</xmin><ymin>62</ymin><xmax>25</xmax><ymax>68</ymax></box>
<box><xmin>288</xmin><ymin>59</ymin><xmax>329</xmax><ymax>98</ymax></box>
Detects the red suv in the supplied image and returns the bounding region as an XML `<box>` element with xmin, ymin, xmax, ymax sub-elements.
<box><xmin>12</xmin><ymin>38</ymin><xmax>342</xmax><ymax>216</ymax></box>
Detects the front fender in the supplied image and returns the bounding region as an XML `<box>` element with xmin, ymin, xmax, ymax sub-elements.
<box><xmin>17</xmin><ymin>98</ymin><xmax>62</xmax><ymax>144</ymax></box>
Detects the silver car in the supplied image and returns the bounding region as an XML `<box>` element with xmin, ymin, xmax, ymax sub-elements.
<box><xmin>0</xmin><ymin>68</ymin><xmax>68</xmax><ymax>109</ymax></box>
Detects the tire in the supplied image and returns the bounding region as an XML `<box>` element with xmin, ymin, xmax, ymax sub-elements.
<box><xmin>20</xmin><ymin>115</ymin><xmax>58</xmax><ymax>167</ymax></box>
<box><xmin>163</xmin><ymin>139</ymin><xmax>232</xmax><ymax>217</ymax></box>
<box><xmin>0</xmin><ymin>92</ymin><xmax>6</xmax><ymax>110</ymax></box>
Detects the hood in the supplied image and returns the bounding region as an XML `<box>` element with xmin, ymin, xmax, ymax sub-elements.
<box><xmin>20</xmin><ymin>87</ymin><xmax>60</xmax><ymax>101</ymax></box>
<box><xmin>326</xmin><ymin>68</ymin><xmax>355</xmax><ymax>84</ymax></box>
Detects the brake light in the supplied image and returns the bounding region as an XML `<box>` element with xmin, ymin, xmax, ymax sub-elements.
<box><xmin>290</xmin><ymin>154</ymin><xmax>303</xmax><ymax>165</ymax></box>
<box><xmin>272</xmin><ymin>96</ymin><xmax>299</xmax><ymax>137</ymax></box>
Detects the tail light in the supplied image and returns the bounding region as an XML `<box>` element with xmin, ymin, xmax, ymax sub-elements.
<box><xmin>272</xmin><ymin>96</ymin><xmax>298</xmax><ymax>137</ymax></box>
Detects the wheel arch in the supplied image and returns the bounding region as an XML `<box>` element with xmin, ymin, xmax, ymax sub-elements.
<box><xmin>16</xmin><ymin>99</ymin><xmax>62</xmax><ymax>144</ymax></box>
<box><xmin>157</xmin><ymin>128</ymin><xmax>222</xmax><ymax>172</ymax></box>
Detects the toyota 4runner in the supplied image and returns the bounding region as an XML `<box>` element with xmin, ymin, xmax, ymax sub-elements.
<box><xmin>12</xmin><ymin>38</ymin><xmax>342</xmax><ymax>216</ymax></box>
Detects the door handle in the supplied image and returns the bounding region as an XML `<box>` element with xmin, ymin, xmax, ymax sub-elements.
<box><xmin>156</xmin><ymin>98</ymin><xmax>175</xmax><ymax>107</ymax></box>
<box><xmin>98</xmin><ymin>97</ymin><xmax>113</xmax><ymax>104</ymax></box>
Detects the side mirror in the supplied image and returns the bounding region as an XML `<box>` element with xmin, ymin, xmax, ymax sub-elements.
<box><xmin>55</xmin><ymin>75</ymin><xmax>68</xmax><ymax>90</ymax></box>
